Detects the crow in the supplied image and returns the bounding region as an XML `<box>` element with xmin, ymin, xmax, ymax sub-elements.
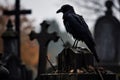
<box><xmin>56</xmin><ymin>4</ymin><xmax>100</xmax><ymax>62</ymax></box>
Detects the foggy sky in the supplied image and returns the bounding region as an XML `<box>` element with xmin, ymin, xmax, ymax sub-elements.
<box><xmin>0</xmin><ymin>0</ymin><xmax>119</xmax><ymax>32</ymax></box>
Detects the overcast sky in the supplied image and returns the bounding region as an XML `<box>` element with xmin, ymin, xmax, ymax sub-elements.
<box><xmin>0</xmin><ymin>0</ymin><xmax>67</xmax><ymax>31</ymax></box>
<box><xmin>0</xmin><ymin>0</ymin><xmax>119</xmax><ymax>32</ymax></box>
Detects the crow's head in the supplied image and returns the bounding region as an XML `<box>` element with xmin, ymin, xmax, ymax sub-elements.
<box><xmin>56</xmin><ymin>4</ymin><xmax>74</xmax><ymax>14</ymax></box>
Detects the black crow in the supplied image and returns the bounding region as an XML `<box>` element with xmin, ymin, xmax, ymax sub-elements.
<box><xmin>57</xmin><ymin>4</ymin><xmax>100</xmax><ymax>62</ymax></box>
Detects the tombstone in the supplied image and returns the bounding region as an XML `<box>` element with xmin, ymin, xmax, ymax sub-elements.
<box><xmin>1</xmin><ymin>20</ymin><xmax>21</xmax><ymax>80</ymax></box>
<box><xmin>29</xmin><ymin>20</ymin><xmax>59</xmax><ymax>79</ymax></box>
<box><xmin>94</xmin><ymin>0</ymin><xmax>120</xmax><ymax>64</ymax></box>
<box><xmin>2</xmin><ymin>19</ymin><xmax>33</xmax><ymax>80</ymax></box>
<box><xmin>2</xmin><ymin>19</ymin><xmax>18</xmax><ymax>60</ymax></box>
<box><xmin>58</xmin><ymin>47</ymin><xmax>94</xmax><ymax>73</ymax></box>
<box><xmin>3</xmin><ymin>0</ymin><xmax>32</xmax><ymax>58</ymax></box>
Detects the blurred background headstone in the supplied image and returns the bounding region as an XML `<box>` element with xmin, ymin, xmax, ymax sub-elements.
<box><xmin>94</xmin><ymin>0</ymin><xmax>120</xmax><ymax>76</ymax></box>
<box><xmin>94</xmin><ymin>0</ymin><xmax>120</xmax><ymax>65</ymax></box>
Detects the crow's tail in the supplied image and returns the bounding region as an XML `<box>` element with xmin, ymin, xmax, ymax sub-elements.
<box><xmin>84</xmin><ymin>40</ymin><xmax>100</xmax><ymax>63</ymax></box>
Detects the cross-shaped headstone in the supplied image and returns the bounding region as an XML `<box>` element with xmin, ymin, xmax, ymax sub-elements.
<box><xmin>29</xmin><ymin>20</ymin><xmax>59</xmax><ymax>78</ymax></box>
<box><xmin>3</xmin><ymin>0</ymin><xmax>32</xmax><ymax>58</ymax></box>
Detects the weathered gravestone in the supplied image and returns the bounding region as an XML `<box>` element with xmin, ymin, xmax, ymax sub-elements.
<box><xmin>3</xmin><ymin>0</ymin><xmax>32</xmax><ymax>58</ymax></box>
<box><xmin>2</xmin><ymin>20</ymin><xmax>33</xmax><ymax>80</ymax></box>
<box><xmin>58</xmin><ymin>47</ymin><xmax>94</xmax><ymax>73</ymax></box>
<box><xmin>2</xmin><ymin>19</ymin><xmax>21</xmax><ymax>80</ymax></box>
<box><xmin>94</xmin><ymin>0</ymin><xmax>120</xmax><ymax>64</ymax></box>
<box><xmin>29</xmin><ymin>20</ymin><xmax>59</xmax><ymax>79</ymax></box>
<box><xmin>2</xmin><ymin>20</ymin><xmax>18</xmax><ymax>59</ymax></box>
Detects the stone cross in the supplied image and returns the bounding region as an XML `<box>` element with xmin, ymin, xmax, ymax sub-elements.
<box><xmin>3</xmin><ymin>0</ymin><xmax>32</xmax><ymax>58</ymax></box>
<box><xmin>29</xmin><ymin>20</ymin><xmax>59</xmax><ymax>76</ymax></box>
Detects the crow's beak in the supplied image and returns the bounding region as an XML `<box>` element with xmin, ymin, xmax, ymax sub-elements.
<box><xmin>56</xmin><ymin>9</ymin><xmax>62</xmax><ymax>13</ymax></box>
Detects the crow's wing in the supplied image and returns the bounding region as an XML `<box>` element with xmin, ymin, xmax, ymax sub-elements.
<box><xmin>75</xmin><ymin>14</ymin><xmax>96</xmax><ymax>45</ymax></box>
<box><xmin>63</xmin><ymin>13</ymin><xmax>94</xmax><ymax>43</ymax></box>
<box><xmin>64</xmin><ymin>21</ymin><xmax>73</xmax><ymax>33</ymax></box>
<box><xmin>76</xmin><ymin>15</ymin><xmax>93</xmax><ymax>37</ymax></box>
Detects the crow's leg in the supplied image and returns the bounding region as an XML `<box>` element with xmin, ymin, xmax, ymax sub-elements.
<box><xmin>75</xmin><ymin>40</ymin><xmax>79</xmax><ymax>48</ymax></box>
<box><xmin>72</xmin><ymin>39</ymin><xmax>77</xmax><ymax>48</ymax></box>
